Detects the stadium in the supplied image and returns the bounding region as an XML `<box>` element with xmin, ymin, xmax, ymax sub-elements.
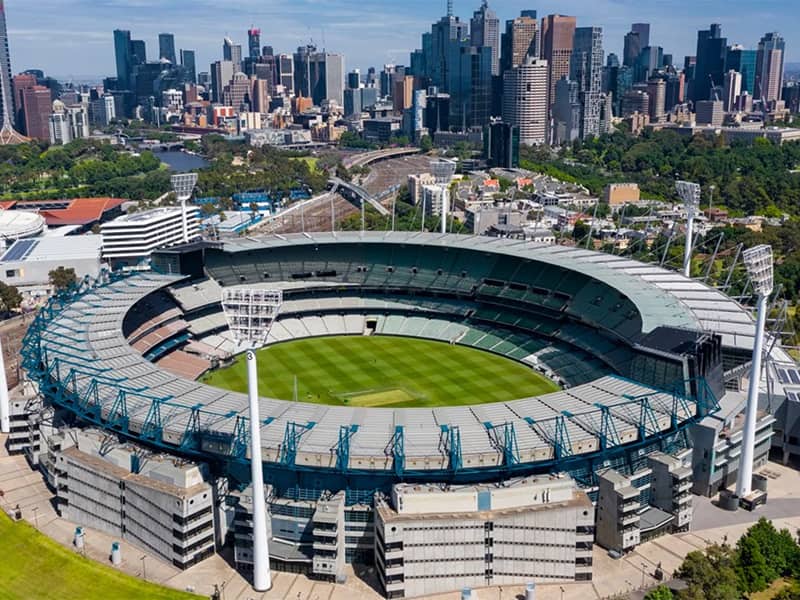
<box><xmin>18</xmin><ymin>231</ymin><xmax>794</xmax><ymax>597</ymax></box>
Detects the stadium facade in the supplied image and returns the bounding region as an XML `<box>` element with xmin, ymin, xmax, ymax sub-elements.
<box><xmin>15</xmin><ymin>232</ymin><xmax>799</xmax><ymax>597</ymax></box>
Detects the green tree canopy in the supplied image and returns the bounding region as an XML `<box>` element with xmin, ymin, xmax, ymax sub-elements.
<box><xmin>49</xmin><ymin>267</ymin><xmax>78</xmax><ymax>291</ymax></box>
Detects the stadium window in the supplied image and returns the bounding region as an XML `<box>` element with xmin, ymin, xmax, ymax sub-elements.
<box><xmin>411</xmin><ymin>267</ymin><xmax>418</xmax><ymax>274</ymax></box>
<box><xmin>386</xmin><ymin>267</ymin><xmax>395</xmax><ymax>273</ymax></box>
<box><xmin>461</xmin><ymin>271</ymin><xmax>467</xmax><ymax>278</ymax></box>
<box><xmin>437</xmin><ymin>269</ymin><xmax>443</xmax><ymax>276</ymax></box>
<box><xmin>263</xmin><ymin>272</ymin><xmax>270</xmax><ymax>279</ymax></box>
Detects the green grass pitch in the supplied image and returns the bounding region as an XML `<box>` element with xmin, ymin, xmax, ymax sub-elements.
<box><xmin>202</xmin><ymin>336</ymin><xmax>560</xmax><ymax>408</ymax></box>
<box><xmin>0</xmin><ymin>511</ymin><xmax>199</xmax><ymax>600</ymax></box>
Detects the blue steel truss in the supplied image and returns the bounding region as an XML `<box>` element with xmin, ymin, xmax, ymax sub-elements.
<box><xmin>484</xmin><ymin>422</ymin><xmax>520</xmax><ymax>467</ymax></box>
<box><xmin>280</xmin><ymin>421</ymin><xmax>316</xmax><ymax>466</ymax></box>
<box><xmin>439</xmin><ymin>425</ymin><xmax>463</xmax><ymax>472</ymax></box>
<box><xmin>595</xmin><ymin>404</ymin><xmax>621</xmax><ymax>450</ymax></box>
<box><xmin>336</xmin><ymin>425</ymin><xmax>358</xmax><ymax>471</ymax></box>
<box><xmin>392</xmin><ymin>426</ymin><xmax>405</xmax><ymax>476</ymax></box>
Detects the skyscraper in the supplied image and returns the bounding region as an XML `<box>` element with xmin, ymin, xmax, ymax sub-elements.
<box><xmin>292</xmin><ymin>47</ymin><xmax>345</xmax><ymax>106</ymax></box>
<box><xmin>113</xmin><ymin>29</ymin><xmax>133</xmax><ymax>89</ymax></box>
<box><xmin>693</xmin><ymin>24</ymin><xmax>726</xmax><ymax>102</ymax></box>
<box><xmin>623</xmin><ymin>31</ymin><xmax>641</xmax><ymax>68</ymax></box>
<box><xmin>570</xmin><ymin>26</ymin><xmax>603</xmax><ymax>139</ymax></box>
<box><xmin>552</xmin><ymin>77</ymin><xmax>581</xmax><ymax>144</ymax></box>
<box><xmin>180</xmin><ymin>50</ymin><xmax>197</xmax><ymax>83</ymax></box>
<box><xmin>223</xmin><ymin>38</ymin><xmax>242</xmax><ymax>72</ymax></box>
<box><xmin>130</xmin><ymin>39</ymin><xmax>146</xmax><ymax>66</ymax></box>
<box><xmin>722</xmin><ymin>69</ymin><xmax>742</xmax><ymax>111</ymax></box>
<box><xmin>646</xmin><ymin>78</ymin><xmax>666</xmax><ymax>121</ymax></box>
<box><xmin>22</xmin><ymin>86</ymin><xmax>52</xmax><ymax>140</ymax></box>
<box><xmin>631</xmin><ymin>23</ymin><xmax>650</xmax><ymax>49</ymax></box>
<box><xmin>726</xmin><ymin>46</ymin><xmax>757</xmax><ymax>94</ymax></box>
<box><xmin>248</xmin><ymin>29</ymin><xmax>261</xmax><ymax>59</ymax></box>
<box><xmin>0</xmin><ymin>0</ymin><xmax>24</xmax><ymax>143</ymax></box>
<box><xmin>447</xmin><ymin>42</ymin><xmax>493</xmax><ymax>129</ymax></box>
<box><xmin>158</xmin><ymin>33</ymin><xmax>176</xmax><ymax>64</ymax></box>
<box><xmin>502</xmin><ymin>58</ymin><xmax>548</xmax><ymax>146</ymax></box>
<box><xmin>541</xmin><ymin>14</ymin><xmax>577</xmax><ymax>108</ymax></box>
<box><xmin>500</xmin><ymin>14</ymin><xmax>539</xmax><ymax>74</ymax></box>
<box><xmin>756</xmin><ymin>32</ymin><xmax>785</xmax><ymax>103</ymax></box>
<box><xmin>211</xmin><ymin>60</ymin><xmax>234</xmax><ymax>103</ymax></box>
<box><xmin>470</xmin><ymin>1</ymin><xmax>501</xmax><ymax>76</ymax></box>
<box><xmin>427</xmin><ymin>13</ymin><xmax>469</xmax><ymax>91</ymax></box>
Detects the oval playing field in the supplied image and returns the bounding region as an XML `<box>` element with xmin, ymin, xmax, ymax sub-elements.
<box><xmin>201</xmin><ymin>336</ymin><xmax>560</xmax><ymax>408</ymax></box>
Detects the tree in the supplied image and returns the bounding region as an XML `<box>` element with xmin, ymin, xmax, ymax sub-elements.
<box><xmin>49</xmin><ymin>267</ymin><xmax>78</xmax><ymax>292</ymax></box>
<box><xmin>0</xmin><ymin>281</ymin><xmax>22</xmax><ymax>312</ymax></box>
<box><xmin>735</xmin><ymin>534</ymin><xmax>770</xmax><ymax>593</ymax></box>
<box><xmin>419</xmin><ymin>135</ymin><xmax>433</xmax><ymax>152</ymax></box>
<box><xmin>572</xmin><ymin>220</ymin><xmax>591</xmax><ymax>241</ymax></box>
<box><xmin>644</xmin><ymin>586</ymin><xmax>673</xmax><ymax>600</ymax></box>
<box><xmin>676</xmin><ymin>545</ymin><xmax>741</xmax><ymax>600</ymax></box>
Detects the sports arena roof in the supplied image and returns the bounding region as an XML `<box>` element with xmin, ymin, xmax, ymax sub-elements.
<box><xmin>0</xmin><ymin>209</ymin><xmax>45</xmax><ymax>240</ymax></box>
<box><xmin>0</xmin><ymin>198</ymin><xmax>125</xmax><ymax>226</ymax></box>
<box><xmin>225</xmin><ymin>232</ymin><xmax>757</xmax><ymax>351</ymax></box>
<box><xmin>26</xmin><ymin>232</ymin><xmax>761</xmax><ymax>479</ymax></box>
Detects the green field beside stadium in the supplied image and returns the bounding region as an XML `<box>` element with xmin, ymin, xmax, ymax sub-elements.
<box><xmin>202</xmin><ymin>336</ymin><xmax>559</xmax><ymax>408</ymax></box>
<box><xmin>0</xmin><ymin>511</ymin><xmax>199</xmax><ymax>600</ymax></box>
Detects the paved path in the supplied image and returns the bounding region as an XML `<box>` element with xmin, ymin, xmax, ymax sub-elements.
<box><xmin>2</xmin><ymin>432</ymin><xmax>800</xmax><ymax>600</ymax></box>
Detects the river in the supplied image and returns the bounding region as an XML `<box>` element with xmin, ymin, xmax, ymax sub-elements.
<box><xmin>154</xmin><ymin>150</ymin><xmax>210</xmax><ymax>172</ymax></box>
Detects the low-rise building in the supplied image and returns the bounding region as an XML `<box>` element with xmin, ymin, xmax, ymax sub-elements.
<box><xmin>604</xmin><ymin>183</ymin><xmax>641</xmax><ymax>207</ymax></box>
<box><xmin>374</xmin><ymin>475</ymin><xmax>594</xmax><ymax>598</ymax></box>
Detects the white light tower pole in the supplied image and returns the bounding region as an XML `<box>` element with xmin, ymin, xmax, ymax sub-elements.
<box><xmin>735</xmin><ymin>244</ymin><xmax>773</xmax><ymax>499</ymax></box>
<box><xmin>676</xmin><ymin>181</ymin><xmax>701</xmax><ymax>278</ymax></box>
<box><xmin>431</xmin><ymin>159</ymin><xmax>457</xmax><ymax>234</ymax></box>
<box><xmin>0</xmin><ymin>336</ymin><xmax>9</xmax><ymax>433</ymax></box>
<box><xmin>171</xmin><ymin>173</ymin><xmax>199</xmax><ymax>244</ymax></box>
<box><xmin>221</xmin><ymin>288</ymin><xmax>283</xmax><ymax>592</ymax></box>
<box><xmin>675</xmin><ymin>181</ymin><xmax>701</xmax><ymax>277</ymax></box>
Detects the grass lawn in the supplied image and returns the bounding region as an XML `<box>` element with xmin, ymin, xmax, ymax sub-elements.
<box><xmin>0</xmin><ymin>511</ymin><xmax>199</xmax><ymax>600</ymax></box>
<box><xmin>202</xmin><ymin>335</ymin><xmax>559</xmax><ymax>408</ymax></box>
<box><xmin>290</xmin><ymin>156</ymin><xmax>319</xmax><ymax>171</ymax></box>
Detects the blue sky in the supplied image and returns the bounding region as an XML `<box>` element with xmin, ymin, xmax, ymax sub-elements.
<box><xmin>5</xmin><ymin>0</ymin><xmax>797</xmax><ymax>82</ymax></box>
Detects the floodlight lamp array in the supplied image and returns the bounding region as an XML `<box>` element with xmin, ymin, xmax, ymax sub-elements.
<box><xmin>430</xmin><ymin>159</ymin><xmax>457</xmax><ymax>185</ymax></box>
<box><xmin>221</xmin><ymin>288</ymin><xmax>283</xmax><ymax>346</ymax></box>
<box><xmin>171</xmin><ymin>173</ymin><xmax>199</xmax><ymax>201</ymax></box>
<box><xmin>742</xmin><ymin>244</ymin><xmax>774</xmax><ymax>297</ymax></box>
<box><xmin>676</xmin><ymin>180</ymin><xmax>701</xmax><ymax>217</ymax></box>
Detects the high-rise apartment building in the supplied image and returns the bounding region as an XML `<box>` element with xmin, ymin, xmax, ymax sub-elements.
<box><xmin>693</xmin><ymin>24</ymin><xmax>726</xmax><ymax>102</ymax></box>
<box><xmin>0</xmin><ymin>1</ymin><xmax>24</xmax><ymax>143</ymax></box>
<box><xmin>393</xmin><ymin>75</ymin><xmax>414</xmax><ymax>114</ymax></box>
<box><xmin>570</xmin><ymin>26</ymin><xmax>603</xmax><ymax>139</ymax></box>
<box><xmin>180</xmin><ymin>50</ymin><xmax>196</xmax><ymax>83</ymax></box>
<box><xmin>500</xmin><ymin>14</ymin><xmax>539</xmax><ymax>74</ymax></box>
<box><xmin>541</xmin><ymin>14</ymin><xmax>577</xmax><ymax>108</ymax></box>
<box><xmin>756</xmin><ymin>32</ymin><xmax>785</xmax><ymax>103</ymax></box>
<box><xmin>158</xmin><ymin>33</ymin><xmax>176</xmax><ymax>64</ymax></box>
<box><xmin>248</xmin><ymin>28</ymin><xmax>261</xmax><ymax>59</ymax></box>
<box><xmin>646</xmin><ymin>78</ymin><xmax>666</xmax><ymax>121</ymax></box>
<box><xmin>223</xmin><ymin>38</ymin><xmax>242</xmax><ymax>72</ymax></box>
<box><xmin>502</xmin><ymin>58</ymin><xmax>548</xmax><ymax>146</ymax></box>
<box><xmin>470</xmin><ymin>1</ymin><xmax>501</xmax><ymax>76</ymax></box>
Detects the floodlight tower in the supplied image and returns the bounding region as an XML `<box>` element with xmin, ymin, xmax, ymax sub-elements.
<box><xmin>221</xmin><ymin>288</ymin><xmax>283</xmax><ymax>592</ymax></box>
<box><xmin>0</xmin><ymin>337</ymin><xmax>9</xmax><ymax>433</ymax></box>
<box><xmin>735</xmin><ymin>244</ymin><xmax>773</xmax><ymax>500</ymax></box>
<box><xmin>170</xmin><ymin>173</ymin><xmax>199</xmax><ymax>244</ymax></box>
<box><xmin>676</xmin><ymin>181</ymin><xmax>701</xmax><ymax>278</ymax></box>
<box><xmin>431</xmin><ymin>159</ymin><xmax>457</xmax><ymax>234</ymax></box>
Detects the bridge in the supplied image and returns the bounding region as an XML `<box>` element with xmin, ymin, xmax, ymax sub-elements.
<box><xmin>329</xmin><ymin>177</ymin><xmax>391</xmax><ymax>216</ymax></box>
<box><xmin>342</xmin><ymin>147</ymin><xmax>422</xmax><ymax>169</ymax></box>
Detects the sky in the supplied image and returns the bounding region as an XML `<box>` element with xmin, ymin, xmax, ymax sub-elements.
<box><xmin>4</xmin><ymin>0</ymin><xmax>798</xmax><ymax>82</ymax></box>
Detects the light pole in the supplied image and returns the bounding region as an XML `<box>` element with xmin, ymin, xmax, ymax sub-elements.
<box><xmin>431</xmin><ymin>159</ymin><xmax>457</xmax><ymax>234</ymax></box>
<box><xmin>0</xmin><ymin>336</ymin><xmax>9</xmax><ymax>433</ymax></box>
<box><xmin>676</xmin><ymin>180</ymin><xmax>701</xmax><ymax>278</ymax></box>
<box><xmin>735</xmin><ymin>244</ymin><xmax>773</xmax><ymax>499</ymax></box>
<box><xmin>641</xmin><ymin>562</ymin><xmax>647</xmax><ymax>588</ymax></box>
<box><xmin>171</xmin><ymin>173</ymin><xmax>199</xmax><ymax>244</ymax></box>
<box><xmin>709</xmin><ymin>184</ymin><xmax>715</xmax><ymax>213</ymax></box>
<box><xmin>221</xmin><ymin>288</ymin><xmax>283</xmax><ymax>592</ymax></box>
<box><xmin>140</xmin><ymin>555</ymin><xmax>147</xmax><ymax>581</ymax></box>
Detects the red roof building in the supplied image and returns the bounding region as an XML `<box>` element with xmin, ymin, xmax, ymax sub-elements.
<box><xmin>2</xmin><ymin>198</ymin><xmax>126</xmax><ymax>231</ymax></box>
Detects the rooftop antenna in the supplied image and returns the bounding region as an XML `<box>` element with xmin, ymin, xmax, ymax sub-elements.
<box><xmin>447</xmin><ymin>0</ymin><xmax>454</xmax><ymax>17</ymax></box>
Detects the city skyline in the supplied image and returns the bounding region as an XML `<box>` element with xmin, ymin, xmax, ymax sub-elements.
<box><xmin>4</xmin><ymin>0</ymin><xmax>798</xmax><ymax>81</ymax></box>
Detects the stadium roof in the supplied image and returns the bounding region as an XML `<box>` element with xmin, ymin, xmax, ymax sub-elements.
<box><xmin>223</xmin><ymin>232</ymin><xmax>756</xmax><ymax>350</ymax></box>
<box><xmin>0</xmin><ymin>198</ymin><xmax>125</xmax><ymax>226</ymax></box>
<box><xmin>0</xmin><ymin>235</ymin><xmax>102</xmax><ymax>264</ymax></box>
